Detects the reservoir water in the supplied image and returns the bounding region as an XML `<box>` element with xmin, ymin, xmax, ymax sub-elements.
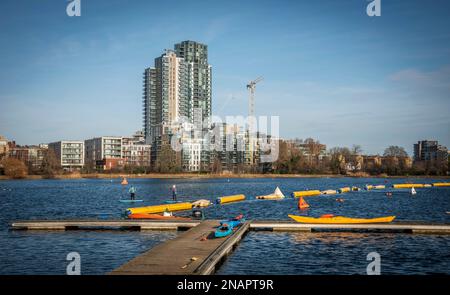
<box><xmin>0</xmin><ymin>177</ymin><xmax>449</xmax><ymax>274</ymax></box>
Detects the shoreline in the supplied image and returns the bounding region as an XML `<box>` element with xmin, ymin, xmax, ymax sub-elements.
<box><xmin>0</xmin><ymin>173</ymin><xmax>449</xmax><ymax>181</ymax></box>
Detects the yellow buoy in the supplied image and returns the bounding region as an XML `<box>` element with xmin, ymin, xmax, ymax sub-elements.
<box><xmin>292</xmin><ymin>190</ymin><xmax>321</xmax><ymax>197</ymax></box>
<box><xmin>338</xmin><ymin>187</ymin><xmax>351</xmax><ymax>193</ymax></box>
<box><xmin>393</xmin><ymin>184</ymin><xmax>424</xmax><ymax>189</ymax></box>
<box><xmin>216</xmin><ymin>194</ymin><xmax>246</xmax><ymax>204</ymax></box>
<box><xmin>373</xmin><ymin>185</ymin><xmax>386</xmax><ymax>189</ymax></box>
<box><xmin>127</xmin><ymin>202</ymin><xmax>193</xmax><ymax>215</ymax></box>
<box><xmin>321</xmin><ymin>189</ymin><xmax>337</xmax><ymax>195</ymax></box>
<box><xmin>365</xmin><ymin>185</ymin><xmax>374</xmax><ymax>190</ymax></box>
<box><xmin>433</xmin><ymin>183</ymin><xmax>450</xmax><ymax>187</ymax></box>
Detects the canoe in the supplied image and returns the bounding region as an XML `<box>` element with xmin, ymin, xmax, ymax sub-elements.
<box><xmin>215</xmin><ymin>215</ymin><xmax>244</xmax><ymax>238</ymax></box>
<box><xmin>219</xmin><ymin>214</ymin><xmax>245</xmax><ymax>226</ymax></box>
<box><xmin>215</xmin><ymin>223</ymin><xmax>233</xmax><ymax>238</ymax></box>
<box><xmin>288</xmin><ymin>214</ymin><xmax>396</xmax><ymax>224</ymax></box>
<box><xmin>127</xmin><ymin>213</ymin><xmax>190</xmax><ymax>220</ymax></box>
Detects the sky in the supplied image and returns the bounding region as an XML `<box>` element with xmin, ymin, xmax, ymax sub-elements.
<box><xmin>0</xmin><ymin>0</ymin><xmax>449</xmax><ymax>155</ymax></box>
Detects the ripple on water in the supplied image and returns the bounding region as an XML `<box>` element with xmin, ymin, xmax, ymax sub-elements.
<box><xmin>0</xmin><ymin>177</ymin><xmax>449</xmax><ymax>274</ymax></box>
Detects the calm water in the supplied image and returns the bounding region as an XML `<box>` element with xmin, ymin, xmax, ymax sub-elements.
<box><xmin>217</xmin><ymin>232</ymin><xmax>450</xmax><ymax>275</ymax></box>
<box><xmin>0</xmin><ymin>177</ymin><xmax>449</xmax><ymax>274</ymax></box>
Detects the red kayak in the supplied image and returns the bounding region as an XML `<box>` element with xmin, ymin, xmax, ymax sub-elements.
<box><xmin>128</xmin><ymin>213</ymin><xmax>191</xmax><ymax>220</ymax></box>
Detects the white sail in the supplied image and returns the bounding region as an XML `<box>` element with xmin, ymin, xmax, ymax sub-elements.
<box><xmin>273</xmin><ymin>186</ymin><xmax>285</xmax><ymax>198</ymax></box>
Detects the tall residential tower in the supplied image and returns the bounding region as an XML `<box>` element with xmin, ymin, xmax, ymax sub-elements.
<box><xmin>143</xmin><ymin>41</ymin><xmax>212</xmax><ymax>171</ymax></box>
<box><xmin>174</xmin><ymin>41</ymin><xmax>212</xmax><ymax>128</ymax></box>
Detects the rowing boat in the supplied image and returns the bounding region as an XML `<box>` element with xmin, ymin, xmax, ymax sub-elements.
<box><xmin>288</xmin><ymin>214</ymin><xmax>396</xmax><ymax>224</ymax></box>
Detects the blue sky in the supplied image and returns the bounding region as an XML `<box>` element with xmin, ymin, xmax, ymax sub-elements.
<box><xmin>0</xmin><ymin>0</ymin><xmax>449</xmax><ymax>155</ymax></box>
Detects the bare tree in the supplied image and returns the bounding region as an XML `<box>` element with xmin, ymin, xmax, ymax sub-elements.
<box><xmin>383</xmin><ymin>146</ymin><xmax>408</xmax><ymax>157</ymax></box>
<box><xmin>40</xmin><ymin>149</ymin><xmax>61</xmax><ymax>178</ymax></box>
<box><xmin>2</xmin><ymin>158</ymin><xmax>28</xmax><ymax>179</ymax></box>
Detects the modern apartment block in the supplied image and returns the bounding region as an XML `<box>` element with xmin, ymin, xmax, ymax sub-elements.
<box><xmin>143</xmin><ymin>41</ymin><xmax>212</xmax><ymax>171</ymax></box>
<box><xmin>122</xmin><ymin>134</ymin><xmax>151</xmax><ymax>168</ymax></box>
<box><xmin>210</xmin><ymin>123</ymin><xmax>246</xmax><ymax>173</ymax></box>
<box><xmin>414</xmin><ymin>140</ymin><xmax>448</xmax><ymax>163</ymax></box>
<box><xmin>143</xmin><ymin>50</ymin><xmax>189</xmax><ymax>145</ymax></box>
<box><xmin>174</xmin><ymin>40</ymin><xmax>212</xmax><ymax>127</ymax></box>
<box><xmin>48</xmin><ymin>141</ymin><xmax>84</xmax><ymax>170</ymax></box>
<box><xmin>84</xmin><ymin>136</ymin><xmax>123</xmax><ymax>170</ymax></box>
<box><xmin>182</xmin><ymin>137</ymin><xmax>202</xmax><ymax>172</ymax></box>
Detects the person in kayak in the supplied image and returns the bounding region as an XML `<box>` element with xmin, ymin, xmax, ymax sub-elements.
<box><xmin>129</xmin><ymin>185</ymin><xmax>136</xmax><ymax>200</ymax></box>
<box><xmin>171</xmin><ymin>185</ymin><xmax>177</xmax><ymax>201</ymax></box>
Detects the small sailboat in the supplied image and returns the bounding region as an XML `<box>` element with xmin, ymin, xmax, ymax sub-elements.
<box><xmin>256</xmin><ymin>186</ymin><xmax>285</xmax><ymax>200</ymax></box>
<box><xmin>411</xmin><ymin>187</ymin><xmax>417</xmax><ymax>195</ymax></box>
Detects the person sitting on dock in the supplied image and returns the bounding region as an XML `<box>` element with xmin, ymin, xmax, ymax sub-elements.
<box><xmin>129</xmin><ymin>186</ymin><xmax>136</xmax><ymax>200</ymax></box>
<box><xmin>171</xmin><ymin>185</ymin><xmax>177</xmax><ymax>202</ymax></box>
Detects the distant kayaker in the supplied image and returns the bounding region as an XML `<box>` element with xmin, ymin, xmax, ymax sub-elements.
<box><xmin>171</xmin><ymin>185</ymin><xmax>177</xmax><ymax>201</ymax></box>
<box><xmin>129</xmin><ymin>186</ymin><xmax>136</xmax><ymax>200</ymax></box>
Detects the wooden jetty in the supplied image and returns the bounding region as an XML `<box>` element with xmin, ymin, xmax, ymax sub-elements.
<box><xmin>250</xmin><ymin>220</ymin><xmax>450</xmax><ymax>234</ymax></box>
<box><xmin>110</xmin><ymin>220</ymin><xmax>250</xmax><ymax>275</ymax></box>
<box><xmin>9</xmin><ymin>219</ymin><xmax>450</xmax><ymax>274</ymax></box>
<box><xmin>10</xmin><ymin>219</ymin><xmax>450</xmax><ymax>234</ymax></box>
<box><xmin>10</xmin><ymin>219</ymin><xmax>200</xmax><ymax>231</ymax></box>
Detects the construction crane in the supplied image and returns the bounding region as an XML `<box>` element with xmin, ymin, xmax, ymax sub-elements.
<box><xmin>246</xmin><ymin>77</ymin><xmax>263</xmax><ymax>167</ymax></box>
<box><xmin>246</xmin><ymin>76</ymin><xmax>264</xmax><ymax>123</ymax></box>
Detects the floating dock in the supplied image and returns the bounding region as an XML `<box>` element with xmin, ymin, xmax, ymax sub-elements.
<box><xmin>111</xmin><ymin>220</ymin><xmax>250</xmax><ymax>275</ymax></box>
<box><xmin>11</xmin><ymin>219</ymin><xmax>450</xmax><ymax>234</ymax></box>
<box><xmin>10</xmin><ymin>219</ymin><xmax>200</xmax><ymax>231</ymax></box>
<box><xmin>250</xmin><ymin>220</ymin><xmax>450</xmax><ymax>234</ymax></box>
<box><xmin>10</xmin><ymin>219</ymin><xmax>450</xmax><ymax>275</ymax></box>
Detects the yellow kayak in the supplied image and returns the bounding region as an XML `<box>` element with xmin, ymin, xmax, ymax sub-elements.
<box><xmin>288</xmin><ymin>214</ymin><xmax>396</xmax><ymax>224</ymax></box>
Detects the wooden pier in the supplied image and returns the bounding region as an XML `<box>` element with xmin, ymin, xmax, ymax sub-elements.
<box><xmin>10</xmin><ymin>219</ymin><xmax>200</xmax><ymax>231</ymax></box>
<box><xmin>11</xmin><ymin>219</ymin><xmax>450</xmax><ymax>234</ymax></box>
<box><xmin>250</xmin><ymin>220</ymin><xmax>450</xmax><ymax>234</ymax></box>
<box><xmin>9</xmin><ymin>219</ymin><xmax>450</xmax><ymax>274</ymax></box>
<box><xmin>110</xmin><ymin>220</ymin><xmax>250</xmax><ymax>275</ymax></box>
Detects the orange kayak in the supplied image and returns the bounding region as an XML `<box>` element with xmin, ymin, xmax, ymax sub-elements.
<box><xmin>128</xmin><ymin>213</ymin><xmax>191</xmax><ymax>220</ymax></box>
